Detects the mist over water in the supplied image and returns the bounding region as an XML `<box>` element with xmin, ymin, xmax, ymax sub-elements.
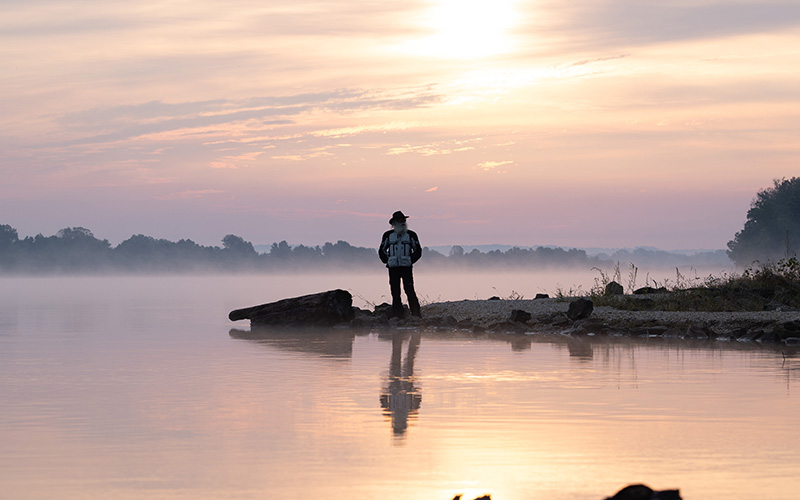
<box><xmin>353</xmin><ymin>264</ymin><xmax>737</xmax><ymax>307</ymax></box>
<box><xmin>2</xmin><ymin>272</ymin><xmax>796</xmax><ymax>500</ymax></box>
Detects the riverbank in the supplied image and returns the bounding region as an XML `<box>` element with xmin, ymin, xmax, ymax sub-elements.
<box><xmin>411</xmin><ymin>296</ymin><xmax>800</xmax><ymax>345</ymax></box>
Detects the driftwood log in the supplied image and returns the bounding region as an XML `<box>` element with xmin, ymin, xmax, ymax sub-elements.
<box><xmin>228</xmin><ymin>289</ymin><xmax>355</xmax><ymax>327</ymax></box>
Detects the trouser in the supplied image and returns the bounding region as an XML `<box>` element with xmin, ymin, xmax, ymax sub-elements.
<box><xmin>388</xmin><ymin>266</ymin><xmax>421</xmax><ymax>318</ymax></box>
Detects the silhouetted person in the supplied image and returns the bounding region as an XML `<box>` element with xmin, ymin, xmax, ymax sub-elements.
<box><xmin>380</xmin><ymin>331</ymin><xmax>422</xmax><ymax>437</ymax></box>
<box><xmin>378</xmin><ymin>211</ymin><xmax>422</xmax><ymax>318</ymax></box>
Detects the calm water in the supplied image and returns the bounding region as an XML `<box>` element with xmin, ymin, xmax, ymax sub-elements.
<box><xmin>1</xmin><ymin>273</ymin><xmax>799</xmax><ymax>500</ymax></box>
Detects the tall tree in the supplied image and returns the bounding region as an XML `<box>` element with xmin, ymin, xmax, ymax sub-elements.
<box><xmin>727</xmin><ymin>177</ymin><xmax>800</xmax><ymax>266</ymax></box>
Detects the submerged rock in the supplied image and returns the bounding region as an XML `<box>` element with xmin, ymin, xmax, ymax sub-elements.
<box><xmin>604</xmin><ymin>484</ymin><xmax>681</xmax><ymax>500</ymax></box>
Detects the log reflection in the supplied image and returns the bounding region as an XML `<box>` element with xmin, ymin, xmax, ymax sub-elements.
<box><xmin>229</xmin><ymin>327</ymin><xmax>355</xmax><ymax>358</ymax></box>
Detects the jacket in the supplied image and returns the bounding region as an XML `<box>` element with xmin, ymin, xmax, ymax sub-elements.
<box><xmin>378</xmin><ymin>229</ymin><xmax>422</xmax><ymax>268</ymax></box>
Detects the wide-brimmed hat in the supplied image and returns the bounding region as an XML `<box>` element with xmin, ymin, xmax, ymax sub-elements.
<box><xmin>389</xmin><ymin>210</ymin><xmax>409</xmax><ymax>224</ymax></box>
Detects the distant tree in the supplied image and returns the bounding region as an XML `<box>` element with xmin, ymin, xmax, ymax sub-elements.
<box><xmin>321</xmin><ymin>240</ymin><xmax>375</xmax><ymax>267</ymax></box>
<box><xmin>57</xmin><ymin>227</ymin><xmax>94</xmax><ymax>240</ymax></box>
<box><xmin>0</xmin><ymin>224</ymin><xmax>18</xmax><ymax>247</ymax></box>
<box><xmin>222</xmin><ymin>234</ymin><xmax>257</xmax><ymax>256</ymax></box>
<box><xmin>54</xmin><ymin>227</ymin><xmax>112</xmax><ymax>270</ymax></box>
<box><xmin>0</xmin><ymin>224</ymin><xmax>20</xmax><ymax>268</ymax></box>
<box><xmin>269</xmin><ymin>240</ymin><xmax>292</xmax><ymax>260</ymax></box>
<box><xmin>419</xmin><ymin>247</ymin><xmax>447</xmax><ymax>267</ymax></box>
<box><xmin>449</xmin><ymin>245</ymin><xmax>464</xmax><ymax>257</ymax></box>
<box><xmin>114</xmin><ymin>234</ymin><xmax>180</xmax><ymax>270</ymax></box>
<box><xmin>115</xmin><ymin>234</ymin><xmax>162</xmax><ymax>254</ymax></box>
<box><xmin>4</xmin><ymin>227</ymin><xmax>112</xmax><ymax>272</ymax></box>
<box><xmin>727</xmin><ymin>177</ymin><xmax>800</xmax><ymax>266</ymax></box>
<box><xmin>291</xmin><ymin>244</ymin><xmax>323</xmax><ymax>261</ymax></box>
<box><xmin>175</xmin><ymin>238</ymin><xmax>217</xmax><ymax>264</ymax></box>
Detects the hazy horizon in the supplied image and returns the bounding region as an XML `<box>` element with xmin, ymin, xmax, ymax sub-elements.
<box><xmin>3</xmin><ymin>221</ymin><xmax>730</xmax><ymax>255</ymax></box>
<box><xmin>3</xmin><ymin>1</ymin><xmax>798</xmax><ymax>250</ymax></box>
<box><xmin>1</xmin><ymin>221</ymin><xmax>735</xmax><ymax>276</ymax></box>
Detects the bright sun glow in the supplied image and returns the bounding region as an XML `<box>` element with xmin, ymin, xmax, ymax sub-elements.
<box><xmin>399</xmin><ymin>0</ymin><xmax>520</xmax><ymax>59</ymax></box>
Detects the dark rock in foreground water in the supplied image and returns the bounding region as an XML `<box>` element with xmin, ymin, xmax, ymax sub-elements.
<box><xmin>450</xmin><ymin>483</ymin><xmax>680</xmax><ymax>500</ymax></box>
<box><xmin>604</xmin><ymin>483</ymin><xmax>681</xmax><ymax>500</ymax></box>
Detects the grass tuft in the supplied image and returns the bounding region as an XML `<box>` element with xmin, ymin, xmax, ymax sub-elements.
<box><xmin>588</xmin><ymin>257</ymin><xmax>800</xmax><ymax>312</ymax></box>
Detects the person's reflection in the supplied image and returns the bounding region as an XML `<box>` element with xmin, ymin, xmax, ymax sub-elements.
<box><xmin>380</xmin><ymin>331</ymin><xmax>422</xmax><ymax>438</ymax></box>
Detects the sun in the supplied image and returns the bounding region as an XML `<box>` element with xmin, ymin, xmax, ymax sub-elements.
<box><xmin>399</xmin><ymin>0</ymin><xmax>520</xmax><ymax>59</ymax></box>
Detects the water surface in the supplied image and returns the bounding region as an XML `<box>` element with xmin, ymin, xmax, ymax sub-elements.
<box><xmin>1</xmin><ymin>274</ymin><xmax>798</xmax><ymax>500</ymax></box>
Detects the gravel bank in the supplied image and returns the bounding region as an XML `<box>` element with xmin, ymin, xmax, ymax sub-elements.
<box><xmin>422</xmin><ymin>298</ymin><xmax>569</xmax><ymax>325</ymax></box>
<box><xmin>420</xmin><ymin>298</ymin><xmax>800</xmax><ymax>342</ymax></box>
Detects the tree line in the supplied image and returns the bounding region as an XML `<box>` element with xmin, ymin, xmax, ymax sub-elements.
<box><xmin>0</xmin><ymin>224</ymin><xmax>614</xmax><ymax>274</ymax></box>
<box><xmin>8</xmin><ymin>171</ymin><xmax>797</xmax><ymax>276</ymax></box>
<box><xmin>726</xmin><ymin>177</ymin><xmax>800</xmax><ymax>266</ymax></box>
<box><xmin>0</xmin><ymin>177</ymin><xmax>800</xmax><ymax>274</ymax></box>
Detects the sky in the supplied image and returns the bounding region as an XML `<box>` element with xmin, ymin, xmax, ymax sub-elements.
<box><xmin>2</xmin><ymin>0</ymin><xmax>799</xmax><ymax>250</ymax></box>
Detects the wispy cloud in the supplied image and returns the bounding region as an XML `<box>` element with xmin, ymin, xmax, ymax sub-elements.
<box><xmin>54</xmin><ymin>89</ymin><xmax>440</xmax><ymax>142</ymax></box>
<box><xmin>4</xmin><ymin>87</ymin><xmax>447</xmax><ymax>178</ymax></box>
<box><xmin>311</xmin><ymin>122</ymin><xmax>417</xmax><ymax>138</ymax></box>
<box><xmin>544</xmin><ymin>1</ymin><xmax>800</xmax><ymax>49</ymax></box>
<box><xmin>386</xmin><ymin>139</ymin><xmax>478</xmax><ymax>156</ymax></box>
<box><xmin>1</xmin><ymin>0</ymin><xmax>798</xmax><ymax>249</ymax></box>
<box><xmin>209</xmin><ymin>151</ymin><xmax>267</xmax><ymax>169</ymax></box>
<box><xmin>158</xmin><ymin>189</ymin><xmax>224</xmax><ymax>200</ymax></box>
<box><xmin>477</xmin><ymin>160</ymin><xmax>513</xmax><ymax>172</ymax></box>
